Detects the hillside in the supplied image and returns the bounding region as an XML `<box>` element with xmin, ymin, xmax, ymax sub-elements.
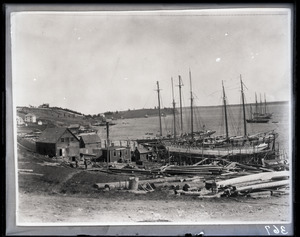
<box><xmin>17</xmin><ymin>107</ymin><xmax>90</xmax><ymax>127</ymax></box>
<box><xmin>16</xmin><ymin>100</ymin><xmax>288</xmax><ymax>125</ymax></box>
<box><xmin>16</xmin><ymin>106</ymin><xmax>176</xmax><ymax>125</ymax></box>
<box><xmin>103</xmin><ymin>108</ymin><xmax>175</xmax><ymax>119</ymax></box>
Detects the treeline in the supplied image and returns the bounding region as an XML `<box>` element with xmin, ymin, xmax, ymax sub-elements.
<box><xmin>51</xmin><ymin>107</ymin><xmax>84</xmax><ymax>116</ymax></box>
<box><xmin>101</xmin><ymin>107</ymin><xmax>175</xmax><ymax>119</ymax></box>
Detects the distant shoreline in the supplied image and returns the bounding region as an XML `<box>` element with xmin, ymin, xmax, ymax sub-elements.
<box><xmin>190</xmin><ymin>100</ymin><xmax>289</xmax><ymax>109</ymax></box>
<box><xmin>16</xmin><ymin>100</ymin><xmax>289</xmax><ymax>118</ymax></box>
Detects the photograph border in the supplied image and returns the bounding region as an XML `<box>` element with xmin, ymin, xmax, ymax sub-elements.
<box><xmin>5</xmin><ymin>3</ymin><xmax>295</xmax><ymax>236</ymax></box>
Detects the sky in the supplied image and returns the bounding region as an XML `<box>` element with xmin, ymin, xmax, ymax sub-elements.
<box><xmin>10</xmin><ymin>7</ymin><xmax>292</xmax><ymax>115</ymax></box>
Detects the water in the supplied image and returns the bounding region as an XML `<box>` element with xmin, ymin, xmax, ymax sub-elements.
<box><xmin>96</xmin><ymin>102</ymin><xmax>291</xmax><ymax>154</ymax></box>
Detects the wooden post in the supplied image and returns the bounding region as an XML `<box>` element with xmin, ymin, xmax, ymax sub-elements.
<box><xmin>189</xmin><ymin>69</ymin><xmax>194</xmax><ymax>140</ymax></box>
<box><xmin>171</xmin><ymin>77</ymin><xmax>176</xmax><ymax>142</ymax></box>
<box><xmin>178</xmin><ymin>75</ymin><xmax>184</xmax><ymax>135</ymax></box>
<box><xmin>240</xmin><ymin>75</ymin><xmax>247</xmax><ymax>137</ymax></box>
<box><xmin>106</xmin><ymin>121</ymin><xmax>110</xmax><ymax>166</ymax></box>
<box><xmin>156</xmin><ymin>81</ymin><xmax>162</xmax><ymax>137</ymax></box>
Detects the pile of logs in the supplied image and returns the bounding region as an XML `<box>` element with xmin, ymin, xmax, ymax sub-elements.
<box><xmin>204</xmin><ymin>171</ymin><xmax>289</xmax><ymax>198</ymax></box>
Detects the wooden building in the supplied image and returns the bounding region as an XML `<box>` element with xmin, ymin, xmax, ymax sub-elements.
<box><xmin>36</xmin><ymin>127</ymin><xmax>80</xmax><ymax>158</ymax></box>
<box><xmin>101</xmin><ymin>145</ymin><xmax>131</xmax><ymax>163</ymax></box>
<box><xmin>79</xmin><ymin>134</ymin><xmax>101</xmax><ymax>154</ymax></box>
<box><xmin>39</xmin><ymin>103</ymin><xmax>50</xmax><ymax>108</ymax></box>
<box><xmin>68</xmin><ymin>124</ymin><xmax>80</xmax><ymax>134</ymax></box>
<box><xmin>133</xmin><ymin>146</ymin><xmax>152</xmax><ymax>162</ymax></box>
<box><xmin>25</xmin><ymin>113</ymin><xmax>37</xmax><ymax>123</ymax></box>
<box><xmin>16</xmin><ymin>116</ymin><xmax>25</xmax><ymax>126</ymax></box>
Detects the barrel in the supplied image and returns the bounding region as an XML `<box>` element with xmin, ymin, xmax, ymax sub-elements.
<box><xmin>128</xmin><ymin>177</ymin><xmax>139</xmax><ymax>190</ymax></box>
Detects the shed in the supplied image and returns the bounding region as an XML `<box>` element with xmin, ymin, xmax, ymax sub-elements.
<box><xmin>36</xmin><ymin>127</ymin><xmax>80</xmax><ymax>158</ymax></box>
<box><xmin>133</xmin><ymin>146</ymin><xmax>152</xmax><ymax>162</ymax></box>
<box><xmin>101</xmin><ymin>145</ymin><xmax>131</xmax><ymax>163</ymax></box>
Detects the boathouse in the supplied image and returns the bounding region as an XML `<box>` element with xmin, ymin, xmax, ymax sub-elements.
<box><xmin>36</xmin><ymin>127</ymin><xmax>80</xmax><ymax>158</ymax></box>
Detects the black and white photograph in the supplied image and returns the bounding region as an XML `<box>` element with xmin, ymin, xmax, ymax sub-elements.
<box><xmin>6</xmin><ymin>5</ymin><xmax>294</xmax><ymax>236</ymax></box>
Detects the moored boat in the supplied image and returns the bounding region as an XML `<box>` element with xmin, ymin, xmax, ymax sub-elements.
<box><xmin>164</xmin><ymin>74</ymin><xmax>278</xmax><ymax>159</ymax></box>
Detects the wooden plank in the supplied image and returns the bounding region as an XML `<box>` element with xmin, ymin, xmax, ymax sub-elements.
<box><xmin>236</xmin><ymin>180</ymin><xmax>289</xmax><ymax>192</ymax></box>
<box><xmin>216</xmin><ymin>171</ymin><xmax>289</xmax><ymax>188</ymax></box>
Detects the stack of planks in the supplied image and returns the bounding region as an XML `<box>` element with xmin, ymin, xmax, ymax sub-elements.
<box><xmin>162</xmin><ymin>164</ymin><xmax>224</xmax><ymax>175</ymax></box>
<box><xmin>205</xmin><ymin>171</ymin><xmax>290</xmax><ymax>197</ymax></box>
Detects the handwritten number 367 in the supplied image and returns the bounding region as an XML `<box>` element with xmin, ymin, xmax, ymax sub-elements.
<box><xmin>265</xmin><ymin>225</ymin><xmax>288</xmax><ymax>235</ymax></box>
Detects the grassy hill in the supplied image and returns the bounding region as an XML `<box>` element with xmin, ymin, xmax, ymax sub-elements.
<box><xmin>17</xmin><ymin>106</ymin><xmax>91</xmax><ymax>127</ymax></box>
<box><xmin>104</xmin><ymin>108</ymin><xmax>175</xmax><ymax>119</ymax></box>
<box><xmin>17</xmin><ymin>106</ymin><xmax>176</xmax><ymax>124</ymax></box>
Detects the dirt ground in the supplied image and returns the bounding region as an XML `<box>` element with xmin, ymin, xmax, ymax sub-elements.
<box><xmin>16</xmin><ymin>149</ymin><xmax>292</xmax><ymax>225</ymax></box>
<box><xmin>17</xmin><ymin>190</ymin><xmax>291</xmax><ymax>224</ymax></box>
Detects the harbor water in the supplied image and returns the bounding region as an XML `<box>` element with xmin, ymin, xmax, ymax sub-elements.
<box><xmin>95</xmin><ymin>102</ymin><xmax>291</xmax><ymax>156</ymax></box>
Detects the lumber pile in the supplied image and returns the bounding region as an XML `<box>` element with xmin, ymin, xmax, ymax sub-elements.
<box><xmin>108</xmin><ymin>164</ymin><xmax>155</xmax><ymax>175</ymax></box>
<box><xmin>162</xmin><ymin>164</ymin><xmax>223</xmax><ymax>175</ymax></box>
<box><xmin>173</xmin><ymin>171</ymin><xmax>290</xmax><ymax>199</ymax></box>
<box><xmin>108</xmin><ymin>167</ymin><xmax>153</xmax><ymax>175</ymax></box>
<box><xmin>93</xmin><ymin>158</ymin><xmax>290</xmax><ymax>199</ymax></box>
<box><xmin>204</xmin><ymin>171</ymin><xmax>290</xmax><ymax>198</ymax></box>
<box><xmin>159</xmin><ymin>157</ymin><xmax>289</xmax><ymax>176</ymax></box>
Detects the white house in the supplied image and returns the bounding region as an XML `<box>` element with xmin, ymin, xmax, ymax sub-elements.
<box><xmin>25</xmin><ymin>113</ymin><xmax>37</xmax><ymax>123</ymax></box>
<box><xmin>16</xmin><ymin>116</ymin><xmax>24</xmax><ymax>126</ymax></box>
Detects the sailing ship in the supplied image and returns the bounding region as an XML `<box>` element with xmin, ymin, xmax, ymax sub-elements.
<box><xmin>135</xmin><ymin>81</ymin><xmax>173</xmax><ymax>145</ymax></box>
<box><xmin>174</xmin><ymin>71</ymin><xmax>216</xmax><ymax>143</ymax></box>
<box><xmin>246</xmin><ymin>93</ymin><xmax>272</xmax><ymax>123</ymax></box>
<box><xmin>164</xmin><ymin>73</ymin><xmax>277</xmax><ymax>159</ymax></box>
<box><xmin>136</xmin><ymin>77</ymin><xmax>215</xmax><ymax>145</ymax></box>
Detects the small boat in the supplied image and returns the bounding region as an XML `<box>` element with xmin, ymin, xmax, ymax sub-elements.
<box><xmin>92</xmin><ymin>122</ymin><xmax>102</xmax><ymax>126</ymax></box>
<box><xmin>145</xmin><ymin>132</ymin><xmax>154</xmax><ymax>135</ymax></box>
<box><xmin>246</xmin><ymin>118</ymin><xmax>269</xmax><ymax>123</ymax></box>
<box><xmin>98</xmin><ymin>121</ymin><xmax>116</xmax><ymax>126</ymax></box>
<box><xmin>144</xmin><ymin>114</ymin><xmax>148</xmax><ymax>118</ymax></box>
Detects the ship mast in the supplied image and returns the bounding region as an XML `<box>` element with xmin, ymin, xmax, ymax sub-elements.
<box><xmin>222</xmin><ymin>80</ymin><xmax>229</xmax><ymax>140</ymax></box>
<box><xmin>189</xmin><ymin>69</ymin><xmax>194</xmax><ymax>140</ymax></box>
<box><xmin>240</xmin><ymin>75</ymin><xmax>247</xmax><ymax>137</ymax></box>
<box><xmin>264</xmin><ymin>93</ymin><xmax>267</xmax><ymax>114</ymax></box>
<box><xmin>156</xmin><ymin>81</ymin><xmax>162</xmax><ymax>137</ymax></box>
<box><xmin>178</xmin><ymin>75</ymin><xmax>184</xmax><ymax>135</ymax></box>
<box><xmin>260</xmin><ymin>93</ymin><xmax>262</xmax><ymax>114</ymax></box>
<box><xmin>255</xmin><ymin>92</ymin><xmax>258</xmax><ymax>114</ymax></box>
<box><xmin>171</xmin><ymin>77</ymin><xmax>176</xmax><ymax>142</ymax></box>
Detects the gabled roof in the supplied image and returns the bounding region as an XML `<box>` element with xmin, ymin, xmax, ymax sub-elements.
<box><xmin>17</xmin><ymin>112</ymin><xmax>26</xmax><ymax>119</ymax></box>
<box><xmin>68</xmin><ymin>124</ymin><xmax>80</xmax><ymax>129</ymax></box>
<box><xmin>80</xmin><ymin>134</ymin><xmax>101</xmax><ymax>144</ymax></box>
<box><xmin>25</xmin><ymin>113</ymin><xmax>36</xmax><ymax>117</ymax></box>
<box><xmin>101</xmin><ymin>145</ymin><xmax>130</xmax><ymax>151</ymax></box>
<box><xmin>16</xmin><ymin>115</ymin><xmax>24</xmax><ymax>120</ymax></box>
<box><xmin>37</xmin><ymin>127</ymin><xmax>78</xmax><ymax>143</ymax></box>
<box><xmin>135</xmin><ymin>146</ymin><xmax>151</xmax><ymax>154</ymax></box>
